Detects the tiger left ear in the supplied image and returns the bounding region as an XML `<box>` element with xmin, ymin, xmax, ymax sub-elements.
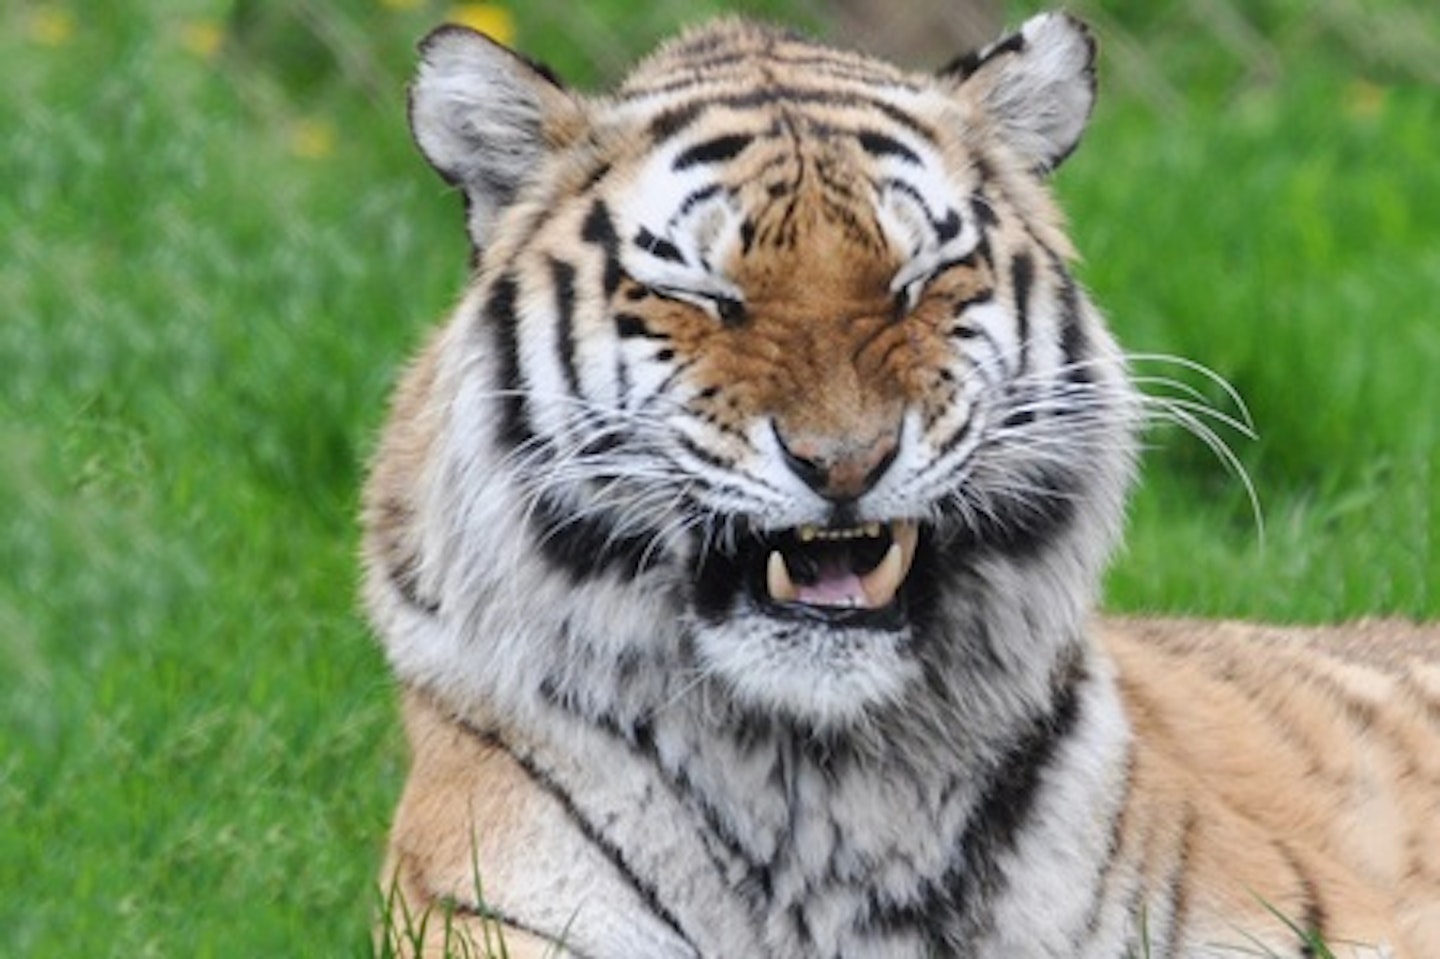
<box><xmin>940</xmin><ymin>13</ymin><xmax>1097</xmax><ymax>174</ymax></box>
<box><xmin>409</xmin><ymin>25</ymin><xmax>586</xmax><ymax>249</ymax></box>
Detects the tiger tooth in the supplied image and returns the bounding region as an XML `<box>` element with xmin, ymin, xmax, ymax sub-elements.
<box><xmin>767</xmin><ymin>550</ymin><xmax>799</xmax><ymax>603</ymax></box>
<box><xmin>864</xmin><ymin>522</ymin><xmax>882</xmax><ymax>538</ymax></box>
<box><xmin>798</xmin><ymin>525</ymin><xmax>818</xmax><ymax>543</ymax></box>
<box><xmin>857</xmin><ymin>520</ymin><xmax>921</xmax><ymax>608</ymax></box>
<box><xmin>891</xmin><ymin>520</ymin><xmax>920</xmax><ymax>578</ymax></box>
<box><xmin>860</xmin><ymin>542</ymin><xmax>905</xmax><ymax>608</ymax></box>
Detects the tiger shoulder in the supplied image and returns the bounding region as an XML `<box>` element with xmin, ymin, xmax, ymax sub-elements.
<box><xmin>361</xmin><ymin>11</ymin><xmax>1440</xmax><ymax>958</ymax></box>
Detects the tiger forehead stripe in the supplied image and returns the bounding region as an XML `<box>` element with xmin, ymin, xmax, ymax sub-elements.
<box><xmin>672</xmin><ymin>133</ymin><xmax>755</xmax><ymax>170</ymax></box>
<box><xmin>620</xmin><ymin>27</ymin><xmax>920</xmax><ymax>99</ymax></box>
<box><xmin>645</xmin><ymin>87</ymin><xmax>940</xmax><ymax>147</ymax></box>
<box><xmin>660</xmin><ymin>123</ymin><xmax>925</xmax><ymax>202</ymax></box>
<box><xmin>856</xmin><ymin>130</ymin><xmax>922</xmax><ymax>165</ymax></box>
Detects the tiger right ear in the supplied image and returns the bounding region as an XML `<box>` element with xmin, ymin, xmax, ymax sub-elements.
<box><xmin>409</xmin><ymin>26</ymin><xmax>585</xmax><ymax>248</ymax></box>
<box><xmin>940</xmin><ymin>13</ymin><xmax>1097</xmax><ymax>174</ymax></box>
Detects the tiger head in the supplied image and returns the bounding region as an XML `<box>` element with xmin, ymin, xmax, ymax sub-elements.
<box><xmin>391</xmin><ymin>14</ymin><xmax>1139</xmax><ymax>727</ymax></box>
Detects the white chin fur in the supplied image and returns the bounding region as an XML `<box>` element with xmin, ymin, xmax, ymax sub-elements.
<box><xmin>692</xmin><ymin>614</ymin><xmax>920</xmax><ymax>726</ymax></box>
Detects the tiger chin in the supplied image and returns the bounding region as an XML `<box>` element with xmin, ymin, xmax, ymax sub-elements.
<box><xmin>361</xmin><ymin>12</ymin><xmax>1440</xmax><ymax>959</ymax></box>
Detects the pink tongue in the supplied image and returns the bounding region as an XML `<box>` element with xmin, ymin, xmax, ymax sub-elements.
<box><xmin>795</xmin><ymin>559</ymin><xmax>868</xmax><ymax>608</ymax></box>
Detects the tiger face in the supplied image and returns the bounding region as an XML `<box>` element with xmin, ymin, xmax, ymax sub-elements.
<box><xmin>396</xmin><ymin>14</ymin><xmax>1138</xmax><ymax>726</ymax></box>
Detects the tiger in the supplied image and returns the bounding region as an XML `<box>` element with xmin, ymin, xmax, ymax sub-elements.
<box><xmin>361</xmin><ymin>12</ymin><xmax>1440</xmax><ymax>958</ymax></box>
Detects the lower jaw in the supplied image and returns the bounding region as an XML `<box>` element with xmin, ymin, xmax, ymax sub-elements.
<box><xmin>690</xmin><ymin>609</ymin><xmax>920</xmax><ymax>726</ymax></box>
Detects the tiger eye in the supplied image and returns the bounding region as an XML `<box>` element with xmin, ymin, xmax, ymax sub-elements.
<box><xmin>716</xmin><ymin>296</ymin><xmax>747</xmax><ymax>328</ymax></box>
<box><xmin>891</xmin><ymin>291</ymin><xmax>910</xmax><ymax>323</ymax></box>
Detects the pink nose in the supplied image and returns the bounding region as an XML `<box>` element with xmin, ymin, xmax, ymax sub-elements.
<box><xmin>775</xmin><ymin>426</ymin><xmax>899</xmax><ymax>501</ymax></box>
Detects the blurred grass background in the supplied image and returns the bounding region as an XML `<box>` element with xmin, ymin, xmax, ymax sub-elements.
<box><xmin>1</xmin><ymin>0</ymin><xmax>1436</xmax><ymax>953</ymax></box>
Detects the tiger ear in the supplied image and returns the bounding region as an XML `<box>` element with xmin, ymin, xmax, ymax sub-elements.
<box><xmin>409</xmin><ymin>26</ymin><xmax>585</xmax><ymax>248</ymax></box>
<box><xmin>940</xmin><ymin>13</ymin><xmax>1097</xmax><ymax>174</ymax></box>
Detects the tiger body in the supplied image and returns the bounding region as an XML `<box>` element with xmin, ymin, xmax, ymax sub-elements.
<box><xmin>363</xmin><ymin>14</ymin><xmax>1440</xmax><ymax>958</ymax></box>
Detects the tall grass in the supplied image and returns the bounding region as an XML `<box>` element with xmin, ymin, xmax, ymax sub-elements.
<box><xmin>0</xmin><ymin>1</ymin><xmax>1434</xmax><ymax>955</ymax></box>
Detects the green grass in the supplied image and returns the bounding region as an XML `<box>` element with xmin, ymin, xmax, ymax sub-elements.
<box><xmin>1073</xmin><ymin>61</ymin><xmax>1440</xmax><ymax>619</ymax></box>
<box><xmin>1</xmin><ymin>1</ymin><xmax>1435</xmax><ymax>955</ymax></box>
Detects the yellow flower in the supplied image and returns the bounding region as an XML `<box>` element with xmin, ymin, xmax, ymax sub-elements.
<box><xmin>290</xmin><ymin>118</ymin><xmax>337</xmax><ymax>160</ymax></box>
<box><xmin>179</xmin><ymin>20</ymin><xmax>224</xmax><ymax>61</ymax></box>
<box><xmin>1342</xmin><ymin>79</ymin><xmax>1387</xmax><ymax>121</ymax></box>
<box><xmin>28</xmin><ymin>7</ymin><xmax>76</xmax><ymax>46</ymax></box>
<box><xmin>446</xmin><ymin>4</ymin><xmax>516</xmax><ymax>46</ymax></box>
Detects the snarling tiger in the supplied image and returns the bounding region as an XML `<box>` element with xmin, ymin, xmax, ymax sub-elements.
<box><xmin>362</xmin><ymin>13</ymin><xmax>1440</xmax><ymax>958</ymax></box>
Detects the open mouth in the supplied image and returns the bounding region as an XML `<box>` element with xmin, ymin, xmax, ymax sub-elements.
<box><xmin>754</xmin><ymin>520</ymin><xmax>920</xmax><ymax>627</ymax></box>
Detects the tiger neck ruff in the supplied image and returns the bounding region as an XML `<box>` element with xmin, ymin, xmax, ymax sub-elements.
<box><xmin>363</xmin><ymin>13</ymin><xmax>1440</xmax><ymax>959</ymax></box>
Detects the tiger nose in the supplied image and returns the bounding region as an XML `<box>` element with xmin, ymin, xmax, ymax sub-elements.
<box><xmin>775</xmin><ymin>425</ymin><xmax>900</xmax><ymax>502</ymax></box>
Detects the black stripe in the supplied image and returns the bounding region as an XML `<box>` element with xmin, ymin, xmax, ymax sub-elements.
<box><xmin>1280</xmin><ymin>845</ymin><xmax>1328</xmax><ymax>958</ymax></box>
<box><xmin>932</xmin><ymin>409</ymin><xmax>977</xmax><ymax>462</ymax></box>
<box><xmin>1158</xmin><ymin>806</ymin><xmax>1198</xmax><ymax>958</ymax></box>
<box><xmin>862</xmin><ymin>656</ymin><xmax>1086</xmax><ymax>946</ymax></box>
<box><xmin>762</xmin><ymin>53</ymin><xmax>919</xmax><ymax>91</ymax></box>
<box><xmin>971</xmin><ymin>231</ymin><xmax>994</xmax><ymax>271</ymax></box>
<box><xmin>856</xmin><ymin>130</ymin><xmax>920</xmax><ymax>165</ymax></box>
<box><xmin>949</xmin><ymin>288</ymin><xmax>995</xmax><ymax>317</ymax></box>
<box><xmin>454</xmin><ymin>721</ymin><xmax>698</xmax><ymax>954</ymax></box>
<box><xmin>933</xmin><ymin>246</ymin><xmax>993</xmax><ymax>280</ymax></box>
<box><xmin>690</xmin><ymin>534</ymin><xmax>746</xmax><ymax>624</ymax></box>
<box><xmin>634</xmin><ymin>226</ymin><xmax>686</xmax><ymax>265</ymax></box>
<box><xmin>738</xmin><ymin>218</ymin><xmax>757</xmax><ymax>255</ymax></box>
<box><xmin>1009</xmin><ymin>251</ymin><xmax>1034</xmax><ymax>378</ymax></box>
<box><xmin>548</xmin><ymin>257</ymin><xmax>582</xmax><ymax>396</ymax></box>
<box><xmin>676</xmin><ymin>432</ymin><xmax>735</xmax><ymax>473</ymax></box>
<box><xmin>531</xmin><ymin>647</ymin><xmax>773</xmax><ymax>901</ymax></box>
<box><xmin>961</xmin><ymin>653</ymin><xmax>1084</xmax><ymax>862</ymax></box>
<box><xmin>486</xmin><ymin>273</ymin><xmax>538</xmax><ymax>453</ymax></box>
<box><xmin>581</xmin><ymin>199</ymin><xmax>623</xmax><ymax>298</ymax></box>
<box><xmin>940</xmin><ymin>30</ymin><xmax>1026</xmax><ymax>80</ymax></box>
<box><xmin>622</xmin><ymin>44</ymin><xmax>918</xmax><ymax>101</ymax></box>
<box><xmin>578</xmin><ymin>159</ymin><xmax>613</xmax><ymax>193</ymax></box>
<box><xmin>948</xmin><ymin>652</ymin><xmax>1086</xmax><ymax>944</ymax></box>
<box><xmin>614</xmin><ymin>312</ymin><xmax>661</xmax><ymax>339</ymax></box>
<box><xmin>385</xmin><ymin>551</ymin><xmax>440</xmax><ymax>616</ymax></box>
<box><xmin>448</xmin><ymin>902</ymin><xmax>583</xmax><ymax>958</ymax></box>
<box><xmin>875</xmin><ymin>177</ymin><xmax>962</xmax><ymax>249</ymax></box>
<box><xmin>375</xmin><ymin>498</ymin><xmax>441</xmax><ymax>615</ymax></box>
<box><xmin>530</xmin><ymin>492</ymin><xmax>658</xmax><ymax>584</ymax></box>
<box><xmin>1055</xmin><ymin>267</ymin><xmax>1091</xmax><ymax>384</ymax></box>
<box><xmin>939</xmin><ymin>464</ymin><xmax>1079</xmax><ymax>563</ymax></box>
<box><xmin>648</xmin><ymin>87</ymin><xmax>936</xmax><ymax>144</ymax></box>
<box><xmin>1081</xmin><ymin>746</ymin><xmax>1136</xmax><ymax>942</ymax></box>
<box><xmin>673</xmin><ymin>133</ymin><xmax>753</xmax><ymax>169</ymax></box>
<box><xmin>676</xmin><ymin>183</ymin><xmax>725</xmax><ymax>223</ymax></box>
<box><xmin>648</xmin><ymin>357</ymin><xmax>695</xmax><ymax>401</ymax></box>
<box><xmin>970</xmin><ymin>194</ymin><xmax>999</xmax><ymax>228</ymax></box>
<box><xmin>877</xmin><ymin>177</ymin><xmax>945</xmax><ymax>237</ymax></box>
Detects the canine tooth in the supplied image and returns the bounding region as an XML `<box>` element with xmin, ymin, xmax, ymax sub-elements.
<box><xmin>798</xmin><ymin>525</ymin><xmax>818</xmax><ymax>543</ymax></box>
<box><xmin>864</xmin><ymin>522</ymin><xmax>882</xmax><ymax>538</ymax></box>
<box><xmin>855</xmin><ymin>521</ymin><xmax>921</xmax><ymax>608</ymax></box>
<box><xmin>860</xmin><ymin>542</ymin><xmax>905</xmax><ymax>608</ymax></box>
<box><xmin>891</xmin><ymin>521</ymin><xmax>919</xmax><ymax>578</ymax></box>
<box><xmin>767</xmin><ymin>551</ymin><xmax>799</xmax><ymax>603</ymax></box>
